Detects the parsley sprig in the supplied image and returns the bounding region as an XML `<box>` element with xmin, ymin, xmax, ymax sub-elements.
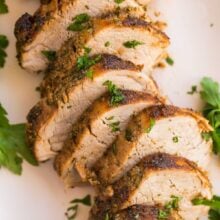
<box><xmin>192</xmin><ymin>196</ymin><xmax>220</xmax><ymax>220</ymax></box>
<box><xmin>0</xmin><ymin>103</ymin><xmax>37</xmax><ymax>175</ymax></box>
<box><xmin>200</xmin><ymin>77</ymin><xmax>220</xmax><ymax>154</ymax></box>
<box><xmin>68</xmin><ymin>13</ymin><xmax>90</xmax><ymax>32</ymax></box>
<box><xmin>103</xmin><ymin>80</ymin><xmax>125</xmax><ymax>106</ymax></box>
<box><xmin>65</xmin><ymin>195</ymin><xmax>91</xmax><ymax>220</ymax></box>
<box><xmin>41</xmin><ymin>50</ymin><xmax>56</xmax><ymax>62</ymax></box>
<box><xmin>0</xmin><ymin>35</ymin><xmax>9</xmax><ymax>68</ymax></box>
<box><xmin>123</xmin><ymin>40</ymin><xmax>144</xmax><ymax>49</ymax></box>
<box><xmin>0</xmin><ymin>0</ymin><xmax>8</xmax><ymax>14</ymax></box>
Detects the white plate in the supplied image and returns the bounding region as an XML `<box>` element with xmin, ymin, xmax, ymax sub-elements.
<box><xmin>0</xmin><ymin>0</ymin><xmax>219</xmax><ymax>219</ymax></box>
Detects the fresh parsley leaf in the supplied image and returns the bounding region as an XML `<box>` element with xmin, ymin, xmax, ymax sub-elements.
<box><xmin>0</xmin><ymin>0</ymin><xmax>8</xmax><ymax>14</ymax></box>
<box><xmin>200</xmin><ymin>77</ymin><xmax>220</xmax><ymax>154</ymax></box>
<box><xmin>114</xmin><ymin>0</ymin><xmax>125</xmax><ymax>4</ymax></box>
<box><xmin>166</xmin><ymin>56</ymin><xmax>174</xmax><ymax>66</ymax></box>
<box><xmin>65</xmin><ymin>195</ymin><xmax>91</xmax><ymax>220</ymax></box>
<box><xmin>68</xmin><ymin>13</ymin><xmax>90</xmax><ymax>32</ymax></box>
<box><xmin>172</xmin><ymin>136</ymin><xmax>179</xmax><ymax>143</ymax></box>
<box><xmin>103</xmin><ymin>80</ymin><xmax>125</xmax><ymax>106</ymax></box>
<box><xmin>105</xmin><ymin>41</ymin><xmax>110</xmax><ymax>47</ymax></box>
<box><xmin>41</xmin><ymin>50</ymin><xmax>56</xmax><ymax>62</ymax></box>
<box><xmin>201</xmin><ymin>132</ymin><xmax>212</xmax><ymax>141</ymax></box>
<box><xmin>108</xmin><ymin>121</ymin><xmax>120</xmax><ymax>132</ymax></box>
<box><xmin>123</xmin><ymin>40</ymin><xmax>144</xmax><ymax>48</ymax></box>
<box><xmin>187</xmin><ymin>85</ymin><xmax>197</xmax><ymax>95</ymax></box>
<box><xmin>0</xmin><ymin>104</ymin><xmax>38</xmax><ymax>175</ymax></box>
<box><xmin>0</xmin><ymin>35</ymin><xmax>9</xmax><ymax>68</ymax></box>
<box><xmin>76</xmin><ymin>48</ymin><xmax>101</xmax><ymax>71</ymax></box>
<box><xmin>85</xmin><ymin>69</ymin><xmax>93</xmax><ymax>79</ymax></box>
<box><xmin>192</xmin><ymin>196</ymin><xmax>220</xmax><ymax>220</ymax></box>
<box><xmin>144</xmin><ymin>118</ymin><xmax>155</xmax><ymax>133</ymax></box>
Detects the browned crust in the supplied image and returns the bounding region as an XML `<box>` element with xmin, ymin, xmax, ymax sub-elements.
<box><xmin>145</xmin><ymin>105</ymin><xmax>212</xmax><ymax>131</ymax></box>
<box><xmin>54</xmin><ymin>91</ymin><xmax>159</xmax><ymax>175</ymax></box>
<box><xmin>90</xmin><ymin>203</ymin><xmax>177</xmax><ymax>220</ymax></box>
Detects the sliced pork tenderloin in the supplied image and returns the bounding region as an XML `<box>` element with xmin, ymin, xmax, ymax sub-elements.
<box><xmin>90</xmin><ymin>204</ymin><xmax>181</xmax><ymax>220</ymax></box>
<box><xmin>15</xmin><ymin>0</ymin><xmax>152</xmax><ymax>73</ymax></box>
<box><xmin>26</xmin><ymin>54</ymin><xmax>160</xmax><ymax>162</ymax></box>
<box><xmin>93</xmin><ymin>153</ymin><xmax>212</xmax><ymax>220</ymax></box>
<box><xmin>40</xmin><ymin>10</ymin><xmax>169</xmax><ymax>98</ymax></box>
<box><xmin>95</xmin><ymin>105</ymin><xmax>212</xmax><ymax>184</ymax></box>
<box><xmin>54</xmin><ymin>90</ymin><xmax>160</xmax><ymax>187</ymax></box>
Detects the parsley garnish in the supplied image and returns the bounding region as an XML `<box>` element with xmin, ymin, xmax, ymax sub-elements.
<box><xmin>144</xmin><ymin>118</ymin><xmax>155</xmax><ymax>133</ymax></box>
<box><xmin>68</xmin><ymin>13</ymin><xmax>90</xmax><ymax>32</ymax></box>
<box><xmin>0</xmin><ymin>0</ymin><xmax>8</xmax><ymax>14</ymax></box>
<box><xmin>85</xmin><ymin>69</ymin><xmax>94</xmax><ymax>79</ymax></box>
<box><xmin>165</xmin><ymin>56</ymin><xmax>174</xmax><ymax>66</ymax></box>
<box><xmin>105</xmin><ymin>41</ymin><xmax>110</xmax><ymax>47</ymax></box>
<box><xmin>187</xmin><ymin>85</ymin><xmax>197</xmax><ymax>95</ymax></box>
<box><xmin>65</xmin><ymin>195</ymin><xmax>91</xmax><ymax>220</ymax></box>
<box><xmin>158</xmin><ymin>196</ymin><xmax>181</xmax><ymax>219</ymax></box>
<box><xmin>76</xmin><ymin>48</ymin><xmax>101</xmax><ymax>71</ymax></box>
<box><xmin>0</xmin><ymin>35</ymin><xmax>9</xmax><ymax>68</ymax></box>
<box><xmin>103</xmin><ymin>80</ymin><xmax>125</xmax><ymax>106</ymax></box>
<box><xmin>112</xmin><ymin>143</ymin><xmax>117</xmax><ymax>155</ymax></box>
<box><xmin>104</xmin><ymin>213</ymin><xmax>110</xmax><ymax>220</ymax></box>
<box><xmin>192</xmin><ymin>196</ymin><xmax>220</xmax><ymax>220</ymax></box>
<box><xmin>123</xmin><ymin>40</ymin><xmax>144</xmax><ymax>49</ymax></box>
<box><xmin>201</xmin><ymin>132</ymin><xmax>212</xmax><ymax>141</ymax></box>
<box><xmin>172</xmin><ymin>136</ymin><xmax>179</xmax><ymax>143</ymax></box>
<box><xmin>108</xmin><ymin>121</ymin><xmax>120</xmax><ymax>132</ymax></box>
<box><xmin>0</xmin><ymin>103</ymin><xmax>38</xmax><ymax>175</ymax></box>
<box><xmin>200</xmin><ymin>77</ymin><xmax>220</xmax><ymax>154</ymax></box>
<box><xmin>41</xmin><ymin>50</ymin><xmax>56</xmax><ymax>62</ymax></box>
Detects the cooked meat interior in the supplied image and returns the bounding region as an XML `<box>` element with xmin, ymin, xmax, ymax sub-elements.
<box><xmin>15</xmin><ymin>1</ymin><xmax>152</xmax><ymax>72</ymax></box>
<box><xmin>40</xmin><ymin>11</ymin><xmax>169</xmax><ymax>98</ymax></box>
<box><xmin>93</xmin><ymin>153</ymin><xmax>212</xmax><ymax>220</ymax></box>
<box><xmin>54</xmin><ymin>90</ymin><xmax>160</xmax><ymax>187</ymax></box>
<box><xmin>27</xmin><ymin>54</ymin><xmax>160</xmax><ymax>162</ymax></box>
<box><xmin>95</xmin><ymin>105</ymin><xmax>212</xmax><ymax>183</ymax></box>
<box><xmin>89</xmin><ymin>204</ymin><xmax>181</xmax><ymax>220</ymax></box>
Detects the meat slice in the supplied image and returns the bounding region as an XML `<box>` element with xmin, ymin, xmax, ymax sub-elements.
<box><xmin>26</xmin><ymin>54</ymin><xmax>160</xmax><ymax>162</ymax></box>
<box><xmin>92</xmin><ymin>153</ymin><xmax>212</xmax><ymax>220</ymax></box>
<box><xmin>95</xmin><ymin>105</ymin><xmax>212</xmax><ymax>184</ymax></box>
<box><xmin>90</xmin><ymin>204</ymin><xmax>181</xmax><ymax>220</ymax></box>
<box><xmin>15</xmin><ymin>0</ymin><xmax>152</xmax><ymax>73</ymax></box>
<box><xmin>39</xmin><ymin>11</ymin><xmax>169</xmax><ymax>98</ymax></box>
<box><xmin>54</xmin><ymin>90</ymin><xmax>160</xmax><ymax>187</ymax></box>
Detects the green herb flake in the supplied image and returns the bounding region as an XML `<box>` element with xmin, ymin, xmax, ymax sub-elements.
<box><xmin>172</xmin><ymin>136</ymin><xmax>179</xmax><ymax>143</ymax></box>
<box><xmin>158</xmin><ymin>209</ymin><xmax>169</xmax><ymax>219</ymax></box>
<box><xmin>112</xmin><ymin>143</ymin><xmax>117</xmax><ymax>155</ymax></box>
<box><xmin>0</xmin><ymin>103</ymin><xmax>38</xmax><ymax>175</ymax></box>
<box><xmin>123</xmin><ymin>40</ymin><xmax>144</xmax><ymax>49</ymax></box>
<box><xmin>0</xmin><ymin>0</ymin><xmax>8</xmax><ymax>14</ymax></box>
<box><xmin>0</xmin><ymin>35</ymin><xmax>9</xmax><ymax>68</ymax></box>
<box><xmin>65</xmin><ymin>195</ymin><xmax>92</xmax><ymax>220</ymax></box>
<box><xmin>68</xmin><ymin>13</ymin><xmax>90</xmax><ymax>32</ymax></box>
<box><xmin>85</xmin><ymin>69</ymin><xmax>94</xmax><ymax>79</ymax></box>
<box><xmin>105</xmin><ymin>213</ymin><xmax>110</xmax><ymax>220</ymax></box>
<box><xmin>192</xmin><ymin>195</ymin><xmax>220</xmax><ymax>220</ymax></box>
<box><xmin>41</xmin><ymin>50</ymin><xmax>56</xmax><ymax>62</ymax></box>
<box><xmin>187</xmin><ymin>85</ymin><xmax>197</xmax><ymax>95</ymax></box>
<box><xmin>105</xmin><ymin>41</ymin><xmax>110</xmax><ymax>47</ymax></box>
<box><xmin>165</xmin><ymin>56</ymin><xmax>174</xmax><ymax>66</ymax></box>
<box><xmin>200</xmin><ymin>77</ymin><xmax>220</xmax><ymax>155</ymax></box>
<box><xmin>201</xmin><ymin>132</ymin><xmax>211</xmax><ymax>141</ymax></box>
<box><xmin>144</xmin><ymin>118</ymin><xmax>156</xmax><ymax>133</ymax></box>
<box><xmin>103</xmin><ymin>80</ymin><xmax>125</xmax><ymax>106</ymax></box>
<box><xmin>125</xmin><ymin>128</ymin><xmax>133</xmax><ymax>142</ymax></box>
<box><xmin>108</xmin><ymin>121</ymin><xmax>120</xmax><ymax>132</ymax></box>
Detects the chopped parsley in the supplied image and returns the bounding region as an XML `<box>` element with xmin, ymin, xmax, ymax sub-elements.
<box><xmin>165</xmin><ymin>56</ymin><xmax>174</xmax><ymax>66</ymax></box>
<box><xmin>65</xmin><ymin>195</ymin><xmax>91</xmax><ymax>220</ymax></box>
<box><xmin>158</xmin><ymin>196</ymin><xmax>181</xmax><ymax>219</ymax></box>
<box><xmin>68</xmin><ymin>13</ymin><xmax>90</xmax><ymax>32</ymax></box>
<box><xmin>108</xmin><ymin>121</ymin><xmax>120</xmax><ymax>132</ymax></box>
<box><xmin>123</xmin><ymin>40</ymin><xmax>144</xmax><ymax>49</ymax></box>
<box><xmin>187</xmin><ymin>85</ymin><xmax>198</xmax><ymax>95</ymax></box>
<box><xmin>0</xmin><ymin>103</ymin><xmax>38</xmax><ymax>175</ymax></box>
<box><xmin>85</xmin><ymin>69</ymin><xmax>94</xmax><ymax>79</ymax></box>
<box><xmin>172</xmin><ymin>136</ymin><xmax>179</xmax><ymax>143</ymax></box>
<box><xmin>41</xmin><ymin>50</ymin><xmax>56</xmax><ymax>62</ymax></box>
<box><xmin>112</xmin><ymin>143</ymin><xmax>117</xmax><ymax>155</ymax></box>
<box><xmin>0</xmin><ymin>0</ymin><xmax>8</xmax><ymax>14</ymax></box>
<box><xmin>114</xmin><ymin>0</ymin><xmax>125</xmax><ymax>4</ymax></box>
<box><xmin>125</xmin><ymin>128</ymin><xmax>133</xmax><ymax>142</ymax></box>
<box><xmin>200</xmin><ymin>77</ymin><xmax>220</xmax><ymax>155</ymax></box>
<box><xmin>103</xmin><ymin>80</ymin><xmax>125</xmax><ymax>106</ymax></box>
<box><xmin>144</xmin><ymin>118</ymin><xmax>156</xmax><ymax>133</ymax></box>
<box><xmin>192</xmin><ymin>196</ymin><xmax>220</xmax><ymax>220</ymax></box>
<box><xmin>104</xmin><ymin>213</ymin><xmax>110</xmax><ymax>220</ymax></box>
<box><xmin>105</xmin><ymin>41</ymin><xmax>110</xmax><ymax>47</ymax></box>
<box><xmin>0</xmin><ymin>35</ymin><xmax>9</xmax><ymax>68</ymax></box>
<box><xmin>76</xmin><ymin>48</ymin><xmax>101</xmax><ymax>71</ymax></box>
<box><xmin>201</xmin><ymin>132</ymin><xmax>212</xmax><ymax>141</ymax></box>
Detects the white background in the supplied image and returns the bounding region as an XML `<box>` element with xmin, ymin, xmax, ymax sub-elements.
<box><xmin>0</xmin><ymin>0</ymin><xmax>219</xmax><ymax>219</ymax></box>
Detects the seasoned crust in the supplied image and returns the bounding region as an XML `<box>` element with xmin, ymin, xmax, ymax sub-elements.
<box><xmin>54</xmin><ymin>91</ymin><xmax>160</xmax><ymax>176</ymax></box>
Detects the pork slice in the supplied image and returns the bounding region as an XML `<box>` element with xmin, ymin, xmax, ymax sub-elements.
<box><xmin>15</xmin><ymin>0</ymin><xmax>151</xmax><ymax>73</ymax></box>
<box><xmin>95</xmin><ymin>105</ymin><xmax>213</xmax><ymax>184</ymax></box>
<box><xmin>40</xmin><ymin>11</ymin><xmax>169</xmax><ymax>98</ymax></box>
<box><xmin>54</xmin><ymin>90</ymin><xmax>160</xmax><ymax>187</ymax></box>
<box><xmin>26</xmin><ymin>54</ymin><xmax>160</xmax><ymax>162</ymax></box>
<box><xmin>93</xmin><ymin>153</ymin><xmax>212</xmax><ymax>220</ymax></box>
